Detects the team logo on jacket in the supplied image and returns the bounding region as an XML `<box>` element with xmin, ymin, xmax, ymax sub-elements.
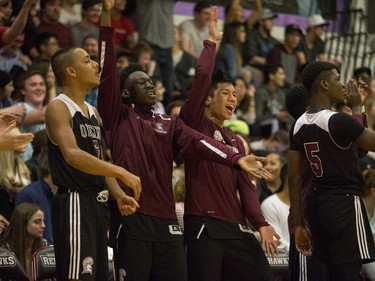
<box><xmin>213</xmin><ymin>130</ymin><xmax>224</xmax><ymax>142</ymax></box>
<box><xmin>82</xmin><ymin>257</ymin><xmax>93</xmax><ymax>275</ymax></box>
<box><xmin>213</xmin><ymin>130</ymin><xmax>239</xmax><ymax>153</ymax></box>
<box><xmin>154</xmin><ymin>122</ymin><xmax>167</xmax><ymax>134</ymax></box>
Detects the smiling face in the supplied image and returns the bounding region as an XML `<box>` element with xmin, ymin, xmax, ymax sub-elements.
<box><xmin>206</xmin><ymin>82</ymin><xmax>237</xmax><ymax>125</ymax></box>
<box><xmin>21</xmin><ymin>74</ymin><xmax>47</xmax><ymax>107</ymax></box>
<box><xmin>26</xmin><ymin>210</ymin><xmax>45</xmax><ymax>239</ymax></box>
<box><xmin>125</xmin><ymin>71</ymin><xmax>156</xmax><ymax>106</ymax></box>
<box><xmin>264</xmin><ymin>152</ymin><xmax>283</xmax><ymax>182</ymax></box>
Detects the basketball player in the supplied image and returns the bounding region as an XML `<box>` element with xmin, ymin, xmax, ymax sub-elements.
<box><xmin>289</xmin><ymin>61</ymin><xmax>375</xmax><ymax>281</ymax></box>
<box><xmin>46</xmin><ymin>47</ymin><xmax>141</xmax><ymax>281</ymax></box>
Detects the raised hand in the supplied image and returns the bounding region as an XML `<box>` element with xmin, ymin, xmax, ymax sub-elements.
<box><xmin>357</xmin><ymin>77</ymin><xmax>370</xmax><ymax>105</ymax></box>
<box><xmin>102</xmin><ymin>0</ymin><xmax>114</xmax><ymax>13</ymax></box>
<box><xmin>208</xmin><ymin>6</ymin><xmax>223</xmax><ymax>42</ymax></box>
<box><xmin>259</xmin><ymin>225</ymin><xmax>280</xmax><ymax>258</ymax></box>
<box><xmin>344</xmin><ymin>78</ymin><xmax>361</xmax><ymax>110</ymax></box>
<box><xmin>236</xmin><ymin>155</ymin><xmax>273</xmax><ymax>179</ymax></box>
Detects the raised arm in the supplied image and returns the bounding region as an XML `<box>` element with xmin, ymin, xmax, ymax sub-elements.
<box><xmin>179</xmin><ymin>6</ymin><xmax>222</xmax><ymax>128</ymax></box>
<box><xmin>97</xmin><ymin>0</ymin><xmax>123</xmax><ymax>131</ymax></box>
<box><xmin>45</xmin><ymin>100</ymin><xmax>141</xmax><ymax>199</ymax></box>
<box><xmin>2</xmin><ymin>0</ymin><xmax>37</xmax><ymax>45</ymax></box>
<box><xmin>245</xmin><ymin>0</ymin><xmax>262</xmax><ymax>28</ymax></box>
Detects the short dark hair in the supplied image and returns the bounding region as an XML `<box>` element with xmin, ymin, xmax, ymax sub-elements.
<box><xmin>166</xmin><ymin>99</ymin><xmax>185</xmax><ymax>115</ymax></box>
<box><xmin>51</xmin><ymin>47</ymin><xmax>78</xmax><ymax>87</ymax></box>
<box><xmin>82</xmin><ymin>0</ymin><xmax>101</xmax><ymax>11</ymax></box>
<box><xmin>35</xmin><ymin>32</ymin><xmax>58</xmax><ymax>52</ymax></box>
<box><xmin>353</xmin><ymin>67</ymin><xmax>372</xmax><ymax>79</ymax></box>
<box><xmin>285</xmin><ymin>84</ymin><xmax>309</xmax><ymax>119</ymax></box>
<box><xmin>263</xmin><ymin>63</ymin><xmax>283</xmax><ymax>84</ymax></box>
<box><xmin>119</xmin><ymin>64</ymin><xmax>145</xmax><ymax>91</ymax></box>
<box><xmin>210</xmin><ymin>67</ymin><xmax>234</xmax><ymax>97</ymax></box>
<box><xmin>194</xmin><ymin>1</ymin><xmax>211</xmax><ymax>13</ymax></box>
<box><xmin>40</xmin><ymin>0</ymin><xmax>60</xmax><ymax>11</ymax></box>
<box><xmin>301</xmin><ymin>61</ymin><xmax>336</xmax><ymax>92</ymax></box>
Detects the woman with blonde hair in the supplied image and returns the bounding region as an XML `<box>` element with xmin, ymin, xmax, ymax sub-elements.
<box><xmin>0</xmin><ymin>127</ymin><xmax>31</xmax><ymax>220</ymax></box>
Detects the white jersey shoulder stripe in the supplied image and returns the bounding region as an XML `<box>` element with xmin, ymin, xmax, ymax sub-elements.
<box><xmin>54</xmin><ymin>94</ymin><xmax>96</xmax><ymax>119</ymax></box>
<box><xmin>293</xmin><ymin>109</ymin><xmax>336</xmax><ymax>136</ymax></box>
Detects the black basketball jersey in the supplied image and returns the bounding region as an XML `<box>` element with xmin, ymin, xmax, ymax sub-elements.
<box><xmin>48</xmin><ymin>94</ymin><xmax>105</xmax><ymax>193</ymax></box>
<box><xmin>290</xmin><ymin>109</ymin><xmax>365</xmax><ymax>188</ymax></box>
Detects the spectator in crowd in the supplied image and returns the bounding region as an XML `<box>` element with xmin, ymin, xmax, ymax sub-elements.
<box><xmin>267</xmin><ymin>24</ymin><xmax>303</xmax><ymax>86</ymax></box>
<box><xmin>232</xmin><ymin>75</ymin><xmax>256</xmax><ymax>128</ymax></box>
<box><xmin>255</xmin><ymin>64</ymin><xmax>289</xmax><ymax>137</ymax></box>
<box><xmin>257</xmin><ymin>151</ymin><xmax>286</xmax><ymax>203</ymax></box>
<box><xmin>15</xmin><ymin>150</ymin><xmax>56</xmax><ymax>244</ymax></box>
<box><xmin>215</xmin><ymin>22</ymin><xmax>248</xmax><ymax>79</ymax></box>
<box><xmin>0</xmin><ymin>0</ymin><xmax>38</xmax><ymax>48</ymax></box>
<box><xmin>166</xmin><ymin>99</ymin><xmax>185</xmax><ymax>116</ymax></box>
<box><xmin>0</xmin><ymin>127</ymin><xmax>31</xmax><ymax>221</ymax></box>
<box><xmin>224</xmin><ymin>0</ymin><xmax>262</xmax><ymax>29</ymax></box>
<box><xmin>81</xmin><ymin>34</ymin><xmax>100</xmax><ymax>106</ymax></box>
<box><xmin>354</xmin><ymin>66</ymin><xmax>372</xmax><ymax>85</ymax></box>
<box><xmin>110</xmin><ymin>0</ymin><xmax>135</xmax><ymax>53</ymax></box>
<box><xmin>59</xmin><ymin>0</ymin><xmax>81</xmax><ymax>26</ymax></box>
<box><xmin>172</xmin><ymin>25</ymin><xmax>196</xmax><ymax>99</ymax></box>
<box><xmin>29</xmin><ymin>59</ymin><xmax>58</xmax><ymax>104</ymax></box>
<box><xmin>81</xmin><ymin>34</ymin><xmax>98</xmax><ymax>61</ymax></box>
<box><xmin>151</xmin><ymin>76</ymin><xmax>166</xmax><ymax>114</ymax></box>
<box><xmin>24</xmin><ymin>129</ymin><xmax>47</xmax><ymax>181</ymax></box>
<box><xmin>261</xmin><ymin>163</ymin><xmax>290</xmax><ymax>252</ymax></box>
<box><xmin>116</xmin><ymin>51</ymin><xmax>132</xmax><ymax>73</ymax></box>
<box><xmin>37</xmin><ymin>0</ymin><xmax>74</xmax><ymax>48</ymax></box>
<box><xmin>296</xmin><ymin>14</ymin><xmax>329</xmax><ymax>64</ymax></box>
<box><xmin>242</xmin><ymin>7</ymin><xmax>278</xmax><ymax>87</ymax></box>
<box><xmin>136</xmin><ymin>0</ymin><xmax>174</xmax><ymax>104</ymax></box>
<box><xmin>70</xmin><ymin>0</ymin><xmax>100</xmax><ymax>47</ymax></box>
<box><xmin>0</xmin><ymin>203</ymin><xmax>45</xmax><ymax>279</ymax></box>
<box><xmin>0</xmin><ymin>70</ymin><xmax>26</xmax><ymax>118</ymax></box>
<box><xmin>250</xmin><ymin>129</ymin><xmax>289</xmax><ymax>156</ymax></box>
<box><xmin>0</xmin><ymin>32</ymin><xmax>31</xmax><ymax>80</ymax></box>
<box><xmin>98</xmin><ymin>2</ymin><xmax>275</xmax><ymax>280</ymax></box>
<box><xmin>0</xmin><ymin>0</ymin><xmax>13</xmax><ymax>26</ymax></box>
<box><xmin>179</xmin><ymin>1</ymin><xmax>210</xmax><ymax>59</ymax></box>
<box><xmin>132</xmin><ymin>41</ymin><xmax>156</xmax><ymax>77</ymax></box>
<box><xmin>15</xmin><ymin>69</ymin><xmax>47</xmax><ymax>161</ymax></box>
<box><xmin>34</xmin><ymin>32</ymin><xmax>60</xmax><ymax>60</ymax></box>
<box><xmin>179</xmin><ymin>7</ymin><xmax>278</xmax><ymax>281</ymax></box>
